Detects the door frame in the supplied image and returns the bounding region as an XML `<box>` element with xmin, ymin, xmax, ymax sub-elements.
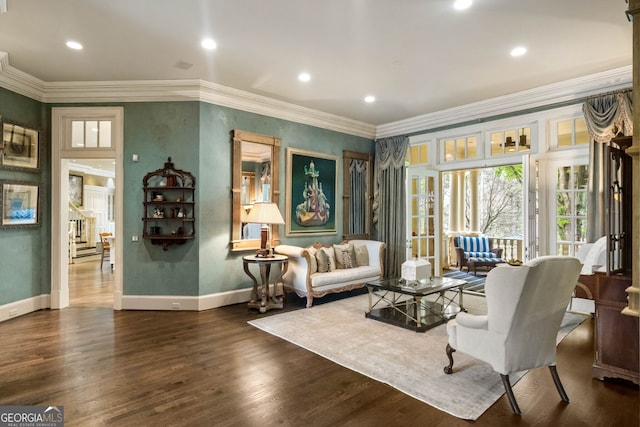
<box><xmin>51</xmin><ymin>107</ymin><xmax>124</xmax><ymax>309</ymax></box>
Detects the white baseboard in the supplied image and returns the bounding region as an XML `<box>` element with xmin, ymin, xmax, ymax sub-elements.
<box><xmin>120</xmin><ymin>287</ymin><xmax>253</xmax><ymax>311</ymax></box>
<box><xmin>0</xmin><ymin>286</ymin><xmax>270</xmax><ymax>319</ymax></box>
<box><xmin>0</xmin><ymin>295</ymin><xmax>49</xmax><ymax>323</ymax></box>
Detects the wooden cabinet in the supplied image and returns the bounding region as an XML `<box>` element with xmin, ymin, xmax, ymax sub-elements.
<box><xmin>591</xmin><ymin>134</ymin><xmax>638</xmax><ymax>385</ymax></box>
<box><xmin>593</xmin><ymin>274</ymin><xmax>639</xmax><ymax>385</ymax></box>
<box><xmin>142</xmin><ymin>157</ymin><xmax>195</xmax><ymax>250</ymax></box>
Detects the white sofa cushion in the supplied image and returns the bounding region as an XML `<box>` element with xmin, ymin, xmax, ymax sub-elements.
<box><xmin>310</xmin><ymin>266</ymin><xmax>380</xmax><ymax>288</ymax></box>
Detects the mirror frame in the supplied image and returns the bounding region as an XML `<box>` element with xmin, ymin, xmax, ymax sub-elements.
<box><xmin>342</xmin><ymin>150</ymin><xmax>373</xmax><ymax>240</ymax></box>
<box><xmin>231</xmin><ymin>129</ymin><xmax>281</xmax><ymax>251</ymax></box>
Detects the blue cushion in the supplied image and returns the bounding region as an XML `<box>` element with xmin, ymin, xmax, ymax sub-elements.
<box><xmin>458</xmin><ymin>236</ymin><xmax>491</xmax><ymax>253</ymax></box>
<box><xmin>468</xmin><ymin>256</ymin><xmax>505</xmax><ymax>263</ymax></box>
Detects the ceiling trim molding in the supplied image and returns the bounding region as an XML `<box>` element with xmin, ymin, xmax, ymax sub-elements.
<box><xmin>0</xmin><ymin>52</ymin><xmax>631</xmax><ymax>141</ymax></box>
<box><xmin>0</xmin><ymin>52</ymin><xmax>376</xmax><ymax>139</ymax></box>
<box><xmin>376</xmin><ymin>66</ymin><xmax>632</xmax><ymax>138</ymax></box>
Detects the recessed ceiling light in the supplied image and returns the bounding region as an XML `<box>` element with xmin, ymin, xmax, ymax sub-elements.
<box><xmin>510</xmin><ymin>46</ymin><xmax>527</xmax><ymax>57</ymax></box>
<box><xmin>66</xmin><ymin>41</ymin><xmax>83</xmax><ymax>50</ymax></box>
<box><xmin>454</xmin><ymin>0</ymin><xmax>472</xmax><ymax>10</ymax></box>
<box><xmin>298</xmin><ymin>72</ymin><xmax>311</xmax><ymax>82</ymax></box>
<box><xmin>201</xmin><ymin>38</ymin><xmax>217</xmax><ymax>50</ymax></box>
<box><xmin>364</xmin><ymin>95</ymin><xmax>376</xmax><ymax>103</ymax></box>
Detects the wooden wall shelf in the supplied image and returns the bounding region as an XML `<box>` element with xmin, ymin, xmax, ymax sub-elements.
<box><xmin>142</xmin><ymin>157</ymin><xmax>196</xmax><ymax>250</ymax></box>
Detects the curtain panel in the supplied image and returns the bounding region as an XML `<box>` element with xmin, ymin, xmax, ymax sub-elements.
<box><xmin>373</xmin><ymin>135</ymin><xmax>409</xmax><ymax>279</ymax></box>
<box><xmin>582</xmin><ymin>90</ymin><xmax>633</xmax><ymax>242</ymax></box>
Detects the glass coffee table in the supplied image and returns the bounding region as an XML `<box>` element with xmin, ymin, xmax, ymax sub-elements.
<box><xmin>365</xmin><ymin>277</ymin><xmax>467</xmax><ymax>332</ymax></box>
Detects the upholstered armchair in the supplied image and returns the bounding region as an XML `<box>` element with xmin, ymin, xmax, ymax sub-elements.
<box><xmin>453</xmin><ymin>236</ymin><xmax>504</xmax><ymax>272</ymax></box>
<box><xmin>443</xmin><ymin>256</ymin><xmax>583</xmax><ymax>415</ymax></box>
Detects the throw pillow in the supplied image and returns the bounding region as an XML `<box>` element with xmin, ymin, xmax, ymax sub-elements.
<box><xmin>334</xmin><ymin>243</ymin><xmax>356</xmax><ymax>269</ymax></box>
<box><xmin>354</xmin><ymin>244</ymin><xmax>369</xmax><ymax>267</ymax></box>
<box><xmin>305</xmin><ymin>246</ymin><xmax>318</xmax><ymax>274</ymax></box>
<box><xmin>321</xmin><ymin>246</ymin><xmax>337</xmax><ymax>272</ymax></box>
<box><xmin>315</xmin><ymin>249</ymin><xmax>329</xmax><ymax>273</ymax></box>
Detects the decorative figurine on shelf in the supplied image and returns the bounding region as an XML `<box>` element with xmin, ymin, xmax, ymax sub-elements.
<box><xmin>177</xmin><ymin>208</ymin><xmax>184</xmax><ymax>218</ymax></box>
<box><xmin>153</xmin><ymin>208</ymin><xmax>164</xmax><ymax>218</ymax></box>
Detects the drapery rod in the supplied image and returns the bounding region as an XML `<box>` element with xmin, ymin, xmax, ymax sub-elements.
<box><xmin>584</xmin><ymin>87</ymin><xmax>632</xmax><ymax>102</ymax></box>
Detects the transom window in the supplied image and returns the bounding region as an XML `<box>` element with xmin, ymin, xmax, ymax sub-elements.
<box><xmin>490</xmin><ymin>127</ymin><xmax>531</xmax><ymax>156</ymax></box>
<box><xmin>406</xmin><ymin>142</ymin><xmax>429</xmax><ymax>165</ymax></box>
<box><xmin>556</xmin><ymin>117</ymin><xmax>589</xmax><ymax>148</ymax></box>
<box><xmin>71</xmin><ymin>120</ymin><xmax>112</xmax><ymax>148</ymax></box>
<box><xmin>442</xmin><ymin>135</ymin><xmax>477</xmax><ymax>162</ymax></box>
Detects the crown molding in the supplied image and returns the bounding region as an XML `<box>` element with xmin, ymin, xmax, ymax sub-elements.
<box><xmin>0</xmin><ymin>52</ymin><xmax>376</xmax><ymax>139</ymax></box>
<box><xmin>0</xmin><ymin>52</ymin><xmax>630</xmax><ymax>141</ymax></box>
<box><xmin>376</xmin><ymin>66</ymin><xmax>633</xmax><ymax>138</ymax></box>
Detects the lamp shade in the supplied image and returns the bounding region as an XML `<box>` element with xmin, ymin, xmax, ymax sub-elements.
<box><xmin>245</xmin><ymin>202</ymin><xmax>284</xmax><ymax>225</ymax></box>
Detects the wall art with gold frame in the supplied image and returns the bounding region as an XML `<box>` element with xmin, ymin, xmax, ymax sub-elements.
<box><xmin>1</xmin><ymin>121</ymin><xmax>40</xmax><ymax>171</ymax></box>
<box><xmin>285</xmin><ymin>148</ymin><xmax>338</xmax><ymax>236</ymax></box>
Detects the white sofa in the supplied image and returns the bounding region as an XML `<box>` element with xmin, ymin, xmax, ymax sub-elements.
<box><xmin>275</xmin><ymin>240</ymin><xmax>385</xmax><ymax>307</ymax></box>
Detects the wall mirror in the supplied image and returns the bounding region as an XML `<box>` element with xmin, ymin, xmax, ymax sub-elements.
<box><xmin>342</xmin><ymin>150</ymin><xmax>372</xmax><ymax>240</ymax></box>
<box><xmin>231</xmin><ymin>130</ymin><xmax>280</xmax><ymax>251</ymax></box>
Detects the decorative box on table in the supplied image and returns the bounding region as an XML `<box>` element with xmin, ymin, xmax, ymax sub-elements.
<box><xmin>401</xmin><ymin>257</ymin><xmax>431</xmax><ymax>283</ymax></box>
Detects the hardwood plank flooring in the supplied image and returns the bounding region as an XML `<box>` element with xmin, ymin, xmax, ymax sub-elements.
<box><xmin>0</xmin><ymin>260</ymin><xmax>637</xmax><ymax>426</ymax></box>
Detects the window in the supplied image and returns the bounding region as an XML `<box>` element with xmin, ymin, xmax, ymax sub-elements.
<box><xmin>490</xmin><ymin>127</ymin><xmax>531</xmax><ymax>156</ymax></box>
<box><xmin>406</xmin><ymin>143</ymin><xmax>429</xmax><ymax>166</ymax></box>
<box><xmin>71</xmin><ymin>120</ymin><xmax>112</xmax><ymax>148</ymax></box>
<box><xmin>555</xmin><ymin>165</ymin><xmax>588</xmax><ymax>255</ymax></box>
<box><xmin>556</xmin><ymin>117</ymin><xmax>589</xmax><ymax>148</ymax></box>
<box><xmin>442</xmin><ymin>135</ymin><xmax>478</xmax><ymax>162</ymax></box>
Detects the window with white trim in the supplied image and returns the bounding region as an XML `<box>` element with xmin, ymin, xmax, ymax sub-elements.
<box><xmin>442</xmin><ymin>135</ymin><xmax>478</xmax><ymax>162</ymax></box>
<box><xmin>490</xmin><ymin>127</ymin><xmax>531</xmax><ymax>156</ymax></box>
<box><xmin>555</xmin><ymin>164</ymin><xmax>588</xmax><ymax>256</ymax></box>
<box><xmin>71</xmin><ymin>120</ymin><xmax>112</xmax><ymax>148</ymax></box>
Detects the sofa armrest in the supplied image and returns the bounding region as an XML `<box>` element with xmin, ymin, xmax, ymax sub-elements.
<box><xmin>274</xmin><ymin>244</ymin><xmax>304</xmax><ymax>259</ymax></box>
<box><xmin>491</xmin><ymin>247</ymin><xmax>504</xmax><ymax>258</ymax></box>
<box><xmin>274</xmin><ymin>245</ymin><xmax>309</xmax><ymax>292</ymax></box>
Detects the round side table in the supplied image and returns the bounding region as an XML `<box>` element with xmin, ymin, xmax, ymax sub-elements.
<box><xmin>243</xmin><ymin>254</ymin><xmax>289</xmax><ymax>313</ymax></box>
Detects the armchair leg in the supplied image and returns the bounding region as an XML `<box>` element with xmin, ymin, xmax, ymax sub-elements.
<box><xmin>549</xmin><ymin>366</ymin><xmax>570</xmax><ymax>403</ymax></box>
<box><xmin>500</xmin><ymin>374</ymin><xmax>521</xmax><ymax>415</ymax></box>
<box><xmin>443</xmin><ymin>343</ymin><xmax>456</xmax><ymax>374</ymax></box>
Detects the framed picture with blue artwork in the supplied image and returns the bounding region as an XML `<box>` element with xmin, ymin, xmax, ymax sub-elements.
<box><xmin>1</xmin><ymin>181</ymin><xmax>40</xmax><ymax>228</ymax></box>
<box><xmin>285</xmin><ymin>148</ymin><xmax>338</xmax><ymax>236</ymax></box>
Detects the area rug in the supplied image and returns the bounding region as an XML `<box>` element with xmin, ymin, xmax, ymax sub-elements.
<box><xmin>248</xmin><ymin>293</ymin><xmax>586</xmax><ymax>420</ymax></box>
<box><xmin>443</xmin><ymin>268</ymin><xmax>487</xmax><ymax>294</ymax></box>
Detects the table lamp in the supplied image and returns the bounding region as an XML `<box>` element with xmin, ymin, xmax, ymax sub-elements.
<box><xmin>244</xmin><ymin>202</ymin><xmax>284</xmax><ymax>257</ymax></box>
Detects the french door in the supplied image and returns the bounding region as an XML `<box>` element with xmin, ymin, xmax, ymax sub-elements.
<box><xmin>406</xmin><ymin>167</ymin><xmax>440</xmax><ymax>275</ymax></box>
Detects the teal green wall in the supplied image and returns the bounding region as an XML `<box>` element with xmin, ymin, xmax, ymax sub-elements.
<box><xmin>197</xmin><ymin>104</ymin><xmax>373</xmax><ymax>295</ymax></box>
<box><xmin>0</xmin><ymin>87</ymin><xmax>373</xmax><ymax>304</ymax></box>
<box><xmin>123</xmin><ymin>102</ymin><xmax>201</xmax><ymax>296</ymax></box>
<box><xmin>0</xmin><ymin>88</ymin><xmax>51</xmax><ymax>305</ymax></box>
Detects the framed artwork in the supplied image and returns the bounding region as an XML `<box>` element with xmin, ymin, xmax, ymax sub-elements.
<box><xmin>286</xmin><ymin>148</ymin><xmax>338</xmax><ymax>236</ymax></box>
<box><xmin>1</xmin><ymin>122</ymin><xmax>39</xmax><ymax>170</ymax></box>
<box><xmin>69</xmin><ymin>174</ymin><xmax>84</xmax><ymax>206</ymax></box>
<box><xmin>1</xmin><ymin>181</ymin><xmax>40</xmax><ymax>228</ymax></box>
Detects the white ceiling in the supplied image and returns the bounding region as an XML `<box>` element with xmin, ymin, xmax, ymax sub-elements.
<box><xmin>0</xmin><ymin>0</ymin><xmax>632</xmax><ymax>126</ymax></box>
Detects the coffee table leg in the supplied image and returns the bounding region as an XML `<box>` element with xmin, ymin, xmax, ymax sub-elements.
<box><xmin>415</xmin><ymin>296</ymin><xmax>423</xmax><ymax>327</ymax></box>
<box><xmin>458</xmin><ymin>285</ymin><xmax>465</xmax><ymax>312</ymax></box>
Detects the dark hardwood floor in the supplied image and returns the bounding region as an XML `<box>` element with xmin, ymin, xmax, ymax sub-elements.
<box><xmin>0</xmin><ymin>261</ymin><xmax>638</xmax><ymax>426</ymax></box>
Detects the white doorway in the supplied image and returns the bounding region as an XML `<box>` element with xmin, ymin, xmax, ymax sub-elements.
<box><xmin>51</xmin><ymin>107</ymin><xmax>124</xmax><ymax>310</ymax></box>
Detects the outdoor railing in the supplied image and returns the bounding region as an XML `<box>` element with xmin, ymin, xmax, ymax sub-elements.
<box><xmin>445</xmin><ymin>234</ymin><xmax>524</xmax><ymax>267</ymax></box>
